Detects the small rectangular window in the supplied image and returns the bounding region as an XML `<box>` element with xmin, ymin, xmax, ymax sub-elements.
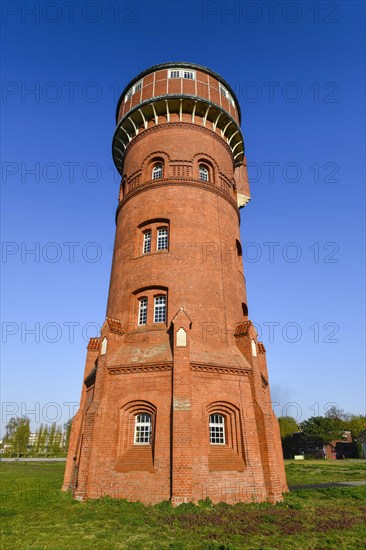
<box><xmin>169</xmin><ymin>70</ymin><xmax>181</xmax><ymax>79</ymax></box>
<box><xmin>143</xmin><ymin>230</ymin><xmax>151</xmax><ymax>254</ymax></box>
<box><xmin>219</xmin><ymin>84</ymin><xmax>234</xmax><ymax>106</ymax></box>
<box><xmin>219</xmin><ymin>85</ymin><xmax>228</xmax><ymax>97</ymax></box>
<box><xmin>157</xmin><ymin>227</ymin><xmax>168</xmax><ymax>251</ymax></box>
<box><xmin>138</xmin><ymin>298</ymin><xmax>148</xmax><ymax>326</ymax></box>
<box><xmin>154</xmin><ymin>295</ymin><xmax>166</xmax><ymax>323</ymax></box>
<box><xmin>124</xmin><ymin>80</ymin><xmax>143</xmax><ymax>103</ymax></box>
<box><xmin>183</xmin><ymin>70</ymin><xmax>195</xmax><ymax>80</ymax></box>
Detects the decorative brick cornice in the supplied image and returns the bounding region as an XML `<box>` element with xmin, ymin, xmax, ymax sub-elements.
<box><xmin>191</xmin><ymin>364</ymin><xmax>250</xmax><ymax>376</ymax></box>
<box><xmin>234</xmin><ymin>320</ymin><xmax>253</xmax><ymax>337</ymax></box>
<box><xmin>106</xmin><ymin>317</ymin><xmax>125</xmax><ymax>335</ymax></box>
<box><xmin>87</xmin><ymin>337</ymin><xmax>100</xmax><ymax>350</ymax></box>
<box><xmin>108</xmin><ymin>363</ymin><xmax>172</xmax><ymax>375</ymax></box>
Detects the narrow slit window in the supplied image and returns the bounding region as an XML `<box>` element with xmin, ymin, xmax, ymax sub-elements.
<box><xmin>124</xmin><ymin>80</ymin><xmax>143</xmax><ymax>102</ymax></box>
<box><xmin>219</xmin><ymin>84</ymin><xmax>235</xmax><ymax>106</ymax></box>
<box><xmin>199</xmin><ymin>165</ymin><xmax>209</xmax><ymax>182</ymax></box>
<box><xmin>154</xmin><ymin>295</ymin><xmax>166</xmax><ymax>323</ymax></box>
<box><xmin>152</xmin><ymin>164</ymin><xmax>163</xmax><ymax>180</ymax></box>
<box><xmin>134</xmin><ymin>80</ymin><xmax>142</xmax><ymax>92</ymax></box>
<box><xmin>157</xmin><ymin>227</ymin><xmax>168</xmax><ymax>251</ymax></box>
<box><xmin>134</xmin><ymin>413</ymin><xmax>152</xmax><ymax>444</ymax></box>
<box><xmin>209</xmin><ymin>414</ymin><xmax>225</xmax><ymax>444</ymax></box>
<box><xmin>143</xmin><ymin>230</ymin><xmax>151</xmax><ymax>254</ymax></box>
<box><xmin>219</xmin><ymin>84</ymin><xmax>228</xmax><ymax>97</ymax></box>
<box><xmin>138</xmin><ymin>298</ymin><xmax>148</xmax><ymax>326</ymax></box>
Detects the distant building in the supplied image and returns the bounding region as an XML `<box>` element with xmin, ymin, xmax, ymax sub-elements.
<box><xmin>28</xmin><ymin>432</ymin><xmax>37</xmax><ymax>447</ymax></box>
<box><xmin>357</xmin><ymin>429</ymin><xmax>366</xmax><ymax>458</ymax></box>
<box><xmin>282</xmin><ymin>430</ymin><xmax>357</xmax><ymax>459</ymax></box>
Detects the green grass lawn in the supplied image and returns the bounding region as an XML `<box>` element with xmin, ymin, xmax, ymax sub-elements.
<box><xmin>0</xmin><ymin>460</ymin><xmax>365</xmax><ymax>549</ymax></box>
<box><xmin>285</xmin><ymin>458</ymin><xmax>366</xmax><ymax>485</ymax></box>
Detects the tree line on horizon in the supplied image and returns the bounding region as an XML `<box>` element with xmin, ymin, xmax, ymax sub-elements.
<box><xmin>1</xmin><ymin>417</ymin><xmax>73</xmax><ymax>458</ymax></box>
<box><xmin>2</xmin><ymin>407</ymin><xmax>365</xmax><ymax>459</ymax></box>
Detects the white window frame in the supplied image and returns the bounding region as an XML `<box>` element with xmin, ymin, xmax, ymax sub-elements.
<box><xmin>199</xmin><ymin>165</ymin><xmax>209</xmax><ymax>182</ymax></box>
<box><xmin>152</xmin><ymin>164</ymin><xmax>163</xmax><ymax>180</ymax></box>
<box><xmin>168</xmin><ymin>69</ymin><xmax>196</xmax><ymax>80</ymax></box>
<box><xmin>134</xmin><ymin>80</ymin><xmax>142</xmax><ymax>92</ymax></box>
<box><xmin>154</xmin><ymin>295</ymin><xmax>166</xmax><ymax>324</ymax></box>
<box><xmin>124</xmin><ymin>80</ymin><xmax>143</xmax><ymax>102</ymax></box>
<box><xmin>209</xmin><ymin>414</ymin><xmax>226</xmax><ymax>445</ymax></box>
<box><xmin>134</xmin><ymin>413</ymin><xmax>152</xmax><ymax>445</ymax></box>
<box><xmin>219</xmin><ymin>84</ymin><xmax>235</xmax><ymax>106</ymax></box>
<box><xmin>138</xmin><ymin>297</ymin><xmax>148</xmax><ymax>326</ymax></box>
<box><xmin>183</xmin><ymin>70</ymin><xmax>195</xmax><ymax>80</ymax></box>
<box><xmin>157</xmin><ymin>227</ymin><xmax>168</xmax><ymax>251</ymax></box>
<box><xmin>143</xmin><ymin>230</ymin><xmax>151</xmax><ymax>254</ymax></box>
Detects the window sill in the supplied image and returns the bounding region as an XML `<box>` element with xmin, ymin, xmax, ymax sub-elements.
<box><xmin>136</xmin><ymin>250</ymin><xmax>169</xmax><ymax>260</ymax></box>
<box><xmin>131</xmin><ymin>325</ymin><xmax>168</xmax><ymax>334</ymax></box>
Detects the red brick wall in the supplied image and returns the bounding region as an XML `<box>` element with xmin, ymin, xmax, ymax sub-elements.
<box><xmin>119</xmin><ymin>67</ymin><xmax>240</xmax><ymax>125</ymax></box>
<box><xmin>63</xmin><ymin>65</ymin><xmax>288</xmax><ymax>505</ymax></box>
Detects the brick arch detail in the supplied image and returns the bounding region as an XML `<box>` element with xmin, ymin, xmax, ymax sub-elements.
<box><xmin>192</xmin><ymin>152</ymin><xmax>221</xmax><ymax>174</ymax></box>
<box><xmin>118</xmin><ymin>399</ymin><xmax>157</xmax><ymax>458</ymax></box>
<box><xmin>206</xmin><ymin>401</ymin><xmax>245</xmax><ymax>461</ymax></box>
<box><xmin>122</xmin><ymin>399</ymin><xmax>157</xmax><ymax>415</ymax></box>
<box><xmin>141</xmin><ymin>150</ymin><xmax>171</xmax><ymax>181</ymax></box>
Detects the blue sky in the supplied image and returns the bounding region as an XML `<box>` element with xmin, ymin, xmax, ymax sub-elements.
<box><xmin>1</xmin><ymin>1</ymin><xmax>365</xmax><ymax>433</ymax></box>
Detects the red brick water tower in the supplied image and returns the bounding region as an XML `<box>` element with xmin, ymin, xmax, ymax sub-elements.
<box><xmin>63</xmin><ymin>62</ymin><xmax>288</xmax><ymax>505</ymax></box>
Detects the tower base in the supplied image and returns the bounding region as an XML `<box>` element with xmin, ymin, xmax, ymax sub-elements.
<box><xmin>62</xmin><ymin>318</ymin><xmax>288</xmax><ymax>505</ymax></box>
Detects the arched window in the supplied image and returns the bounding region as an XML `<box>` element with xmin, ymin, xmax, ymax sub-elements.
<box><xmin>209</xmin><ymin>414</ymin><xmax>225</xmax><ymax>444</ymax></box>
<box><xmin>138</xmin><ymin>297</ymin><xmax>148</xmax><ymax>325</ymax></box>
<box><xmin>152</xmin><ymin>164</ymin><xmax>163</xmax><ymax>180</ymax></box>
<box><xmin>199</xmin><ymin>165</ymin><xmax>209</xmax><ymax>182</ymax></box>
<box><xmin>157</xmin><ymin>227</ymin><xmax>168</xmax><ymax>250</ymax></box>
<box><xmin>154</xmin><ymin>295</ymin><xmax>166</xmax><ymax>323</ymax></box>
<box><xmin>143</xmin><ymin>230</ymin><xmax>151</xmax><ymax>254</ymax></box>
<box><xmin>134</xmin><ymin>413</ymin><xmax>152</xmax><ymax>444</ymax></box>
